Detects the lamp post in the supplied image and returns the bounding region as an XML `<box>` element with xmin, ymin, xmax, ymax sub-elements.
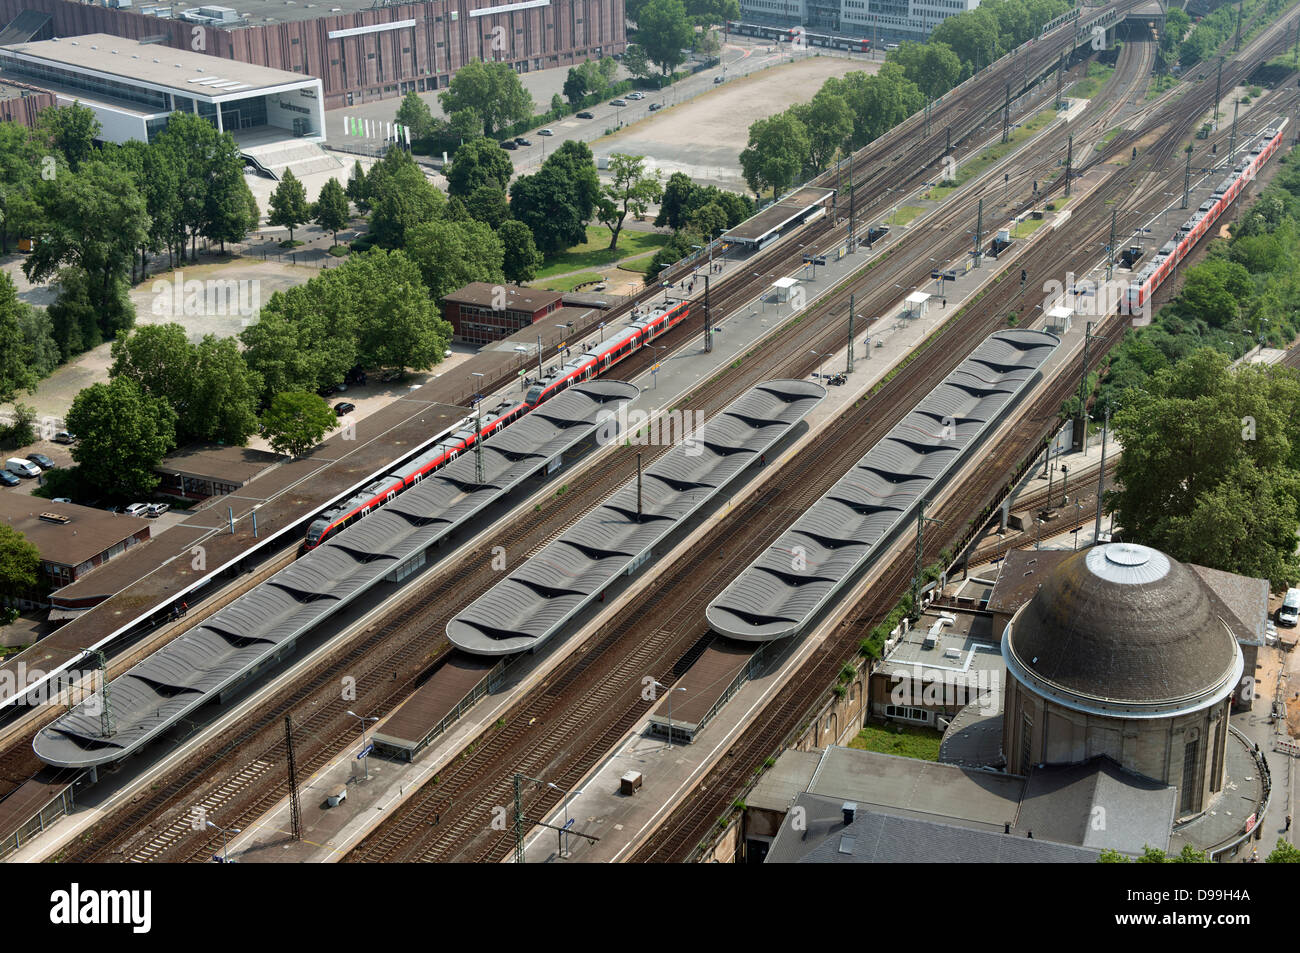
<box><xmin>207</xmin><ymin>820</ymin><xmax>241</xmax><ymax>863</ymax></box>
<box><xmin>346</xmin><ymin>709</ymin><xmax>379</xmax><ymax>780</ymax></box>
<box><xmin>546</xmin><ymin>782</ymin><xmax>585</xmax><ymax>857</ymax></box>
<box><xmin>810</xmin><ymin>349</ymin><xmax>826</xmax><ymax>382</ymax></box>
<box><xmin>651</xmin><ymin>679</ymin><xmax>687</xmax><ymax>748</ymax></box>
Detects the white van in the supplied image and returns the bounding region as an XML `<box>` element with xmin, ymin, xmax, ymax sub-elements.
<box><xmin>5</xmin><ymin>457</ymin><xmax>39</xmax><ymax>478</ymax></box>
<box><xmin>1279</xmin><ymin>588</ymin><xmax>1300</xmax><ymax>628</ymax></box>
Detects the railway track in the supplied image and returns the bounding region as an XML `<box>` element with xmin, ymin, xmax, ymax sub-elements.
<box><xmin>40</xmin><ymin>27</ymin><xmax>1185</xmax><ymax>863</ymax></box>
<box><xmin>29</xmin><ymin>1</ymin><xmax>1282</xmax><ymax>861</ymax></box>
<box><xmin>343</xmin><ymin>54</ymin><xmax>1249</xmax><ymax>861</ymax></box>
<box><xmin>629</xmin><ymin>88</ymin><xmax>1300</xmax><ymax>866</ymax></box>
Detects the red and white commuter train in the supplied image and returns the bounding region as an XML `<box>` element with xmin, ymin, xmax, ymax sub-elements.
<box><xmin>1126</xmin><ymin>119</ymin><xmax>1288</xmax><ymax>312</ymax></box>
<box><xmin>305</xmin><ymin>299</ymin><xmax>691</xmax><ymax>548</ymax></box>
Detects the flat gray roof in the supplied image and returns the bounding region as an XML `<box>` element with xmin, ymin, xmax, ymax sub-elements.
<box><xmin>0</xmin><ymin>34</ymin><xmax>318</xmax><ymax>98</ymax></box>
<box><xmin>724</xmin><ymin>187</ymin><xmax>835</xmax><ymax>245</ymax></box>
<box><xmin>447</xmin><ymin>379</ymin><xmax>826</xmax><ymax>656</ymax></box>
<box><xmin>33</xmin><ymin>380</ymin><xmax>638</xmax><ymax>769</ymax></box>
<box><xmin>706</xmin><ymin>329</ymin><xmax>1061</xmax><ymax>642</ymax></box>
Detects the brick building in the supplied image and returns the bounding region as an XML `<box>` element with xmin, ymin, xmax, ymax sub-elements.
<box><xmin>0</xmin><ymin>0</ymin><xmax>627</xmax><ymax>111</ymax></box>
<box><xmin>442</xmin><ymin>282</ymin><xmax>563</xmax><ymax>344</ymax></box>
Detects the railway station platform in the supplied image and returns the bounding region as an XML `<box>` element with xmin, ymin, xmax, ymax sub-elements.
<box><xmin>647</xmin><ymin>638</ymin><xmax>772</xmax><ymax>744</ymax></box>
<box><xmin>724</xmin><ymin>187</ymin><xmax>835</xmax><ymax>249</ymax></box>
<box><xmin>0</xmin><ymin>306</ymin><xmax>631</xmax><ymax>721</ymax></box>
<box><xmin>371</xmin><ymin>654</ymin><xmax>505</xmax><ymax>762</ymax></box>
<box><xmin>0</xmin><ymin>770</ymin><xmax>77</xmax><ymax>860</ymax></box>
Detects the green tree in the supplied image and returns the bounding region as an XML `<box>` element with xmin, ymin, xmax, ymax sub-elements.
<box><xmin>638</xmin><ymin>0</ymin><xmax>694</xmax><ymax>76</ymax></box>
<box><xmin>342</xmin><ymin>248</ymin><xmax>452</xmax><ymax>372</ymax></box>
<box><xmin>24</xmin><ymin>159</ymin><xmax>147</xmax><ymax>348</ymax></box>
<box><xmin>35</xmin><ymin>103</ymin><xmax>100</xmax><ymax>172</ymax></box>
<box><xmin>1266</xmin><ymin>838</ymin><xmax>1300</xmax><ymax>862</ymax></box>
<box><xmin>346</xmin><ymin>160</ymin><xmax>369</xmax><ymax>211</ymax></box>
<box><xmin>153</xmin><ymin>112</ymin><xmax>246</xmax><ymax>261</ymax></box>
<box><xmin>563</xmin><ymin>66</ymin><xmax>590</xmax><ymax>105</ymax></box>
<box><xmin>405</xmin><ymin>218</ymin><xmax>505</xmax><ymax>302</ymax></box>
<box><xmin>739</xmin><ymin>112</ymin><xmax>811</xmax><ymax>199</ymax></box>
<box><xmin>889</xmin><ymin>41</ymin><xmax>962</xmax><ymax>100</ymax></box>
<box><xmin>365</xmin><ymin>148</ymin><xmax>447</xmax><ymax>249</ymax></box>
<box><xmin>110</xmin><ymin>323</ymin><xmax>192</xmax><ymax>412</ymax></box>
<box><xmin>0</xmin><ymin>524</ymin><xmax>40</xmax><ymax>601</ymax></box>
<box><xmin>446</xmin><ymin>136</ymin><xmax>515</xmax><ymax>197</ymax></box>
<box><xmin>439</xmin><ymin>60</ymin><xmax>534</xmax><ymax>137</ymax></box>
<box><xmin>268</xmin><ymin>169</ymin><xmax>310</xmax><ymax>242</ymax></box>
<box><xmin>0</xmin><ymin>271</ymin><xmax>38</xmax><ymax>401</ymax></box>
<box><xmin>465</xmin><ymin>185</ymin><xmax>509</xmax><ymax>229</ymax></box>
<box><xmin>792</xmin><ymin>89</ymin><xmax>854</xmax><ymax>171</ymax></box>
<box><xmin>596</xmin><ymin>154</ymin><xmax>663</xmax><ymax>251</ymax></box>
<box><xmin>622</xmin><ymin>44</ymin><xmax>653</xmax><ymax>80</ymax></box>
<box><xmin>187</xmin><ymin>335</ymin><xmax>264</xmax><ymax>445</ymax></box>
<box><xmin>684</xmin><ymin>0</ymin><xmax>738</xmax><ymax>25</ymax></box>
<box><xmin>1110</xmin><ymin>349</ymin><xmax>1300</xmax><ymax>587</ymax></box>
<box><xmin>0</xmin><ymin>121</ymin><xmax>41</xmax><ymax>255</ymax></box>
<box><xmin>314</xmin><ymin>176</ymin><xmax>351</xmax><ymax>243</ymax></box>
<box><xmin>395</xmin><ymin>90</ymin><xmax>436</xmax><ymax>141</ymax></box>
<box><xmin>260</xmin><ymin>391</ymin><xmax>336</xmax><ymax>458</ymax></box>
<box><xmin>509</xmin><ymin>141</ymin><xmax>601</xmax><ymax>255</ymax></box>
<box><xmin>66</xmin><ymin>377</ymin><xmax>177</xmax><ymax>498</ymax></box>
<box><xmin>498</xmin><ymin>219</ymin><xmax>543</xmax><ymax>283</ymax></box>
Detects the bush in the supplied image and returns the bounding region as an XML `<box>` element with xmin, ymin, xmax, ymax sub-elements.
<box><xmin>0</xmin><ymin>403</ymin><xmax>36</xmax><ymax>450</ymax></box>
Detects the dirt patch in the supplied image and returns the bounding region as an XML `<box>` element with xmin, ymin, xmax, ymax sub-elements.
<box><xmin>592</xmin><ymin>54</ymin><xmax>876</xmax><ymax>192</ymax></box>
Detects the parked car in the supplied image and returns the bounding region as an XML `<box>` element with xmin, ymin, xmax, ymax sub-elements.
<box><xmin>145</xmin><ymin>503</ymin><xmax>170</xmax><ymax>518</ymax></box>
<box><xmin>627</xmin><ymin>91</ymin><xmax>644</xmax><ymax>100</ymax></box>
<box><xmin>576</xmin><ymin>111</ymin><xmax>594</xmax><ymax>119</ymax></box>
<box><xmin>609</xmin><ymin>99</ymin><xmax>628</xmax><ymax>107</ymax></box>
<box><xmin>1280</xmin><ymin>588</ymin><xmax>1300</xmax><ymax>627</ymax></box>
<box><xmin>538</xmin><ymin>128</ymin><xmax>554</xmax><ymax>136</ymax></box>
<box><xmin>334</xmin><ymin>401</ymin><xmax>356</xmax><ymax>416</ymax></box>
<box><xmin>5</xmin><ymin>457</ymin><xmax>39</xmax><ymax>478</ymax></box>
<box><xmin>0</xmin><ymin>471</ymin><xmax>19</xmax><ymax>487</ymax></box>
<box><xmin>714</xmin><ymin>75</ymin><xmax>725</xmax><ymax>84</ymax></box>
<box><xmin>124</xmin><ymin>503</ymin><xmax>150</xmax><ymax>517</ymax></box>
<box><xmin>514</xmin><ymin>136</ymin><xmax>531</xmax><ymax>146</ymax></box>
<box><xmin>53</xmin><ymin>430</ymin><xmax>76</xmax><ymax>444</ymax></box>
<box><xmin>318</xmin><ymin>383</ymin><xmax>339</xmax><ymax>397</ymax></box>
<box><xmin>53</xmin><ymin>497</ymin><xmax>71</xmax><ymax>504</ymax></box>
<box><xmin>26</xmin><ymin>453</ymin><xmax>55</xmax><ymax>470</ymax></box>
<box><xmin>648</xmin><ymin>102</ymin><xmax>663</xmax><ymax>112</ymax></box>
<box><xmin>500</xmin><ymin>139</ymin><xmax>518</xmax><ymax>150</ymax></box>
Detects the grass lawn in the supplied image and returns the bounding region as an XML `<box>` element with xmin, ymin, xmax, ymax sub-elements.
<box><xmin>616</xmin><ymin>251</ymin><xmax>658</xmax><ymax>274</ymax></box>
<box><xmin>924</xmin><ymin>108</ymin><xmax>1056</xmax><ymax>202</ymax></box>
<box><xmin>890</xmin><ymin>206</ymin><xmax>925</xmax><ymax>227</ymax></box>
<box><xmin>1094</xmin><ymin>128</ymin><xmax>1120</xmax><ymax>152</ymax></box>
<box><xmin>849</xmin><ymin>721</ymin><xmax>944</xmax><ymax>761</ymax></box>
<box><xmin>1071</xmin><ymin>62</ymin><xmax>1115</xmax><ymax>100</ymax></box>
<box><xmin>536</xmin><ymin>270</ymin><xmax>607</xmax><ymax>292</ymax></box>
<box><xmin>534</xmin><ymin>225</ymin><xmax>670</xmax><ymax>280</ymax></box>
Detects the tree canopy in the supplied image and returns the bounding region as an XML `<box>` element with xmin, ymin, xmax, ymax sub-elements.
<box><xmin>66</xmin><ymin>376</ymin><xmax>177</xmax><ymax>498</ymax></box>
<box><xmin>439</xmin><ymin>60</ymin><xmax>534</xmax><ymax>136</ymax></box>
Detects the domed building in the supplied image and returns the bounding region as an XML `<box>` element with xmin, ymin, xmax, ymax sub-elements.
<box><xmin>1001</xmin><ymin>542</ymin><xmax>1244</xmax><ymax>819</ymax></box>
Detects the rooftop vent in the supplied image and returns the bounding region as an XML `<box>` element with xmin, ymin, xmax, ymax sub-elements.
<box><xmin>39</xmin><ymin>512</ymin><xmax>70</xmax><ymax>524</ymax></box>
<box><xmin>841</xmin><ymin>801</ymin><xmax>856</xmax><ymax>825</ymax></box>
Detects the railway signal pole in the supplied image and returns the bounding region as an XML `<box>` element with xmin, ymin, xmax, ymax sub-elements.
<box><xmin>1183</xmin><ymin>144</ymin><xmax>1193</xmax><ymax>209</ymax></box>
<box><xmin>1077</xmin><ymin>321</ymin><xmax>1093</xmax><ymax>451</ymax></box>
<box><xmin>80</xmin><ymin>648</ymin><xmax>112</xmax><ymax>738</ymax></box>
<box><xmin>1213</xmin><ymin>57</ymin><xmax>1223</xmax><ymax>131</ymax></box>
<box><xmin>1065</xmin><ymin>135</ymin><xmax>1074</xmax><ymax>198</ymax></box>
<box><xmin>513</xmin><ymin>772</ymin><xmax>543</xmax><ymax>863</ymax></box>
<box><xmin>973</xmin><ymin>198</ymin><xmax>984</xmax><ymax>267</ymax></box>
<box><xmin>1094</xmin><ymin>406</ymin><xmax>1110</xmax><ymax>542</ymax></box>
<box><xmin>703</xmin><ymin>273</ymin><xmax>712</xmax><ymax>353</ymax></box>
<box><xmin>285</xmin><ymin>715</ymin><xmax>302</xmax><ymax>841</ymax></box>
<box><xmin>1002</xmin><ymin>82</ymin><xmax>1012</xmax><ymax>144</ymax></box>
<box><xmin>1054</xmin><ymin>53</ymin><xmax>1065</xmax><ymax>109</ymax></box>
<box><xmin>1228</xmin><ymin>95</ymin><xmax>1240</xmax><ymax>165</ymax></box>
<box><xmin>847</xmin><ymin>293</ymin><xmax>855</xmax><ymax>374</ymax></box>
<box><xmin>909</xmin><ymin>500</ymin><xmax>942</xmax><ymax>622</ymax></box>
<box><xmin>1105</xmin><ymin>210</ymin><xmax>1117</xmax><ymax>281</ymax></box>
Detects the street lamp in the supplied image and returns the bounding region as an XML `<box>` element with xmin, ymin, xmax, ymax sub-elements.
<box><xmin>346</xmin><ymin>709</ymin><xmax>379</xmax><ymax>780</ymax></box>
<box><xmin>546</xmin><ymin>782</ymin><xmax>585</xmax><ymax>857</ymax></box>
<box><xmin>470</xmin><ymin>370</ymin><xmax>484</xmax><ymax>404</ymax></box>
<box><xmin>207</xmin><ymin>820</ymin><xmax>241</xmax><ymax>863</ymax></box>
<box><xmin>651</xmin><ymin>345</ymin><xmax>667</xmax><ymax>389</ymax></box>
<box><xmin>810</xmin><ymin>349</ymin><xmax>827</xmax><ymax>382</ymax></box>
<box><xmin>650</xmin><ymin>679</ymin><xmax>687</xmax><ymax>749</ymax></box>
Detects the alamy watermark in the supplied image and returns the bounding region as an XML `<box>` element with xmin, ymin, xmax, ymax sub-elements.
<box><xmin>595</xmin><ymin>405</ymin><xmax>707</xmax><ymax>455</ymax></box>
<box><xmin>150</xmin><ymin>271</ymin><xmax>260</xmax><ymax>319</ymax></box>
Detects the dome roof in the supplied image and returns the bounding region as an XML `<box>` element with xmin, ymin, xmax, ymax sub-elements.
<box><xmin>1003</xmin><ymin>543</ymin><xmax>1242</xmax><ymax>715</ymax></box>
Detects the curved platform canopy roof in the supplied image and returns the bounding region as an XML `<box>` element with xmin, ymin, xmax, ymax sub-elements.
<box><xmin>33</xmin><ymin>381</ymin><xmax>639</xmax><ymax>769</ymax></box>
<box><xmin>447</xmin><ymin>379</ymin><xmax>826</xmax><ymax>657</ymax></box>
<box><xmin>706</xmin><ymin>329</ymin><xmax>1060</xmax><ymax>642</ymax></box>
